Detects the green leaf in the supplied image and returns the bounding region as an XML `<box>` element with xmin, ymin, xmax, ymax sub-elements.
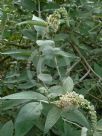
<box><xmin>32</xmin><ymin>15</ymin><xmax>46</xmax><ymax>24</ymax></box>
<box><xmin>62</xmin><ymin>109</ymin><xmax>90</xmax><ymax>129</ymax></box>
<box><xmin>94</xmin><ymin>63</ymin><xmax>102</xmax><ymax>77</ymax></box>
<box><xmin>96</xmin><ymin>119</ymin><xmax>102</xmax><ymax>131</ymax></box>
<box><xmin>0</xmin><ymin>120</ymin><xmax>13</xmax><ymax>136</ymax></box>
<box><xmin>17</xmin><ymin>20</ymin><xmax>47</xmax><ymax>27</ymax></box>
<box><xmin>17</xmin><ymin>80</ymin><xmax>36</xmax><ymax>89</ymax></box>
<box><xmin>36</xmin><ymin>40</ymin><xmax>55</xmax><ymax>47</ymax></box>
<box><xmin>15</xmin><ymin>102</ymin><xmax>43</xmax><ymax>136</ymax></box>
<box><xmin>48</xmin><ymin>85</ymin><xmax>64</xmax><ymax>98</ymax></box>
<box><xmin>0</xmin><ymin>50</ymin><xmax>31</xmax><ymax>55</ymax></box>
<box><xmin>63</xmin><ymin>122</ymin><xmax>81</xmax><ymax>136</ymax></box>
<box><xmin>21</xmin><ymin>0</ymin><xmax>36</xmax><ymax>11</ymax></box>
<box><xmin>38</xmin><ymin>73</ymin><xmax>52</xmax><ymax>84</ymax></box>
<box><xmin>1</xmin><ymin>91</ymin><xmax>47</xmax><ymax>100</ymax></box>
<box><xmin>45</xmin><ymin>56</ymin><xmax>71</xmax><ymax>67</ymax></box>
<box><xmin>93</xmin><ymin>131</ymin><xmax>102</xmax><ymax>136</ymax></box>
<box><xmin>22</xmin><ymin>29</ymin><xmax>36</xmax><ymax>40</ymax></box>
<box><xmin>62</xmin><ymin>76</ymin><xmax>74</xmax><ymax>92</ymax></box>
<box><xmin>32</xmin><ymin>15</ymin><xmax>47</xmax><ymax>36</ymax></box>
<box><xmin>42</xmin><ymin>47</ymin><xmax>60</xmax><ymax>57</ymax></box>
<box><xmin>0</xmin><ymin>50</ymin><xmax>32</xmax><ymax>60</ymax></box>
<box><xmin>2</xmin><ymin>99</ymin><xmax>31</xmax><ymax>110</ymax></box>
<box><xmin>44</xmin><ymin>106</ymin><xmax>61</xmax><ymax>134</ymax></box>
<box><xmin>37</xmin><ymin>57</ymin><xmax>45</xmax><ymax>74</ymax></box>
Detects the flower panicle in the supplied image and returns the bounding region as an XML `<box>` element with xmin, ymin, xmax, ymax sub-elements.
<box><xmin>47</xmin><ymin>7</ymin><xmax>69</xmax><ymax>32</ymax></box>
<box><xmin>54</xmin><ymin>91</ymin><xmax>97</xmax><ymax>131</ymax></box>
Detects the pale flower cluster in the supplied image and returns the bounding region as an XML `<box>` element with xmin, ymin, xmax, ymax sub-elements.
<box><xmin>47</xmin><ymin>11</ymin><xmax>61</xmax><ymax>32</ymax></box>
<box><xmin>54</xmin><ymin>91</ymin><xmax>97</xmax><ymax>131</ymax></box>
<box><xmin>47</xmin><ymin>7</ymin><xmax>69</xmax><ymax>32</ymax></box>
<box><xmin>57</xmin><ymin>7</ymin><xmax>68</xmax><ymax>21</ymax></box>
<box><xmin>55</xmin><ymin>91</ymin><xmax>80</xmax><ymax>108</ymax></box>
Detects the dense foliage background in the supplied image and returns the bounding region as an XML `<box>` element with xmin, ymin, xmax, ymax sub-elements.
<box><xmin>0</xmin><ymin>0</ymin><xmax>102</xmax><ymax>136</ymax></box>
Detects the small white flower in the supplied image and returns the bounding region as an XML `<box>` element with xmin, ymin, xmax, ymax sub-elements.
<box><xmin>79</xmin><ymin>94</ymin><xmax>84</xmax><ymax>99</ymax></box>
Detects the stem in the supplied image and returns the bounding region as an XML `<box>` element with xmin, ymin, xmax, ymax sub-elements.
<box><xmin>42</xmin><ymin>82</ymin><xmax>50</xmax><ymax>103</ymax></box>
<box><xmin>38</xmin><ymin>0</ymin><xmax>41</xmax><ymax>17</ymax></box>
<box><xmin>79</xmin><ymin>69</ymin><xmax>90</xmax><ymax>82</ymax></box>
<box><xmin>88</xmin><ymin>93</ymin><xmax>102</xmax><ymax>103</ymax></box>
<box><xmin>63</xmin><ymin>118</ymin><xmax>82</xmax><ymax>129</ymax></box>
<box><xmin>66</xmin><ymin>58</ymin><xmax>81</xmax><ymax>75</ymax></box>
<box><xmin>88</xmin><ymin>23</ymin><xmax>101</xmax><ymax>33</ymax></box>
<box><xmin>55</xmin><ymin>57</ymin><xmax>62</xmax><ymax>79</ymax></box>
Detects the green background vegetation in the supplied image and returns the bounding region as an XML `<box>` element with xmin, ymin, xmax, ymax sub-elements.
<box><xmin>0</xmin><ymin>0</ymin><xmax>102</xmax><ymax>136</ymax></box>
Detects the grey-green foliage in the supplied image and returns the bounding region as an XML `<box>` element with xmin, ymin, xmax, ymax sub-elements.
<box><xmin>0</xmin><ymin>0</ymin><xmax>102</xmax><ymax>136</ymax></box>
<box><xmin>0</xmin><ymin>120</ymin><xmax>13</xmax><ymax>136</ymax></box>
<box><xmin>15</xmin><ymin>102</ymin><xmax>43</xmax><ymax>136</ymax></box>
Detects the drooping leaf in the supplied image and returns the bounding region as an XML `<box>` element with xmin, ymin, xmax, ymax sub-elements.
<box><xmin>0</xmin><ymin>50</ymin><xmax>32</xmax><ymax>60</ymax></box>
<box><xmin>0</xmin><ymin>120</ymin><xmax>13</xmax><ymax>136</ymax></box>
<box><xmin>0</xmin><ymin>50</ymin><xmax>31</xmax><ymax>55</ymax></box>
<box><xmin>1</xmin><ymin>91</ymin><xmax>47</xmax><ymax>100</ymax></box>
<box><xmin>2</xmin><ymin>99</ymin><xmax>30</xmax><ymax>110</ymax></box>
<box><xmin>17</xmin><ymin>20</ymin><xmax>47</xmax><ymax>27</ymax></box>
<box><xmin>63</xmin><ymin>122</ymin><xmax>81</xmax><ymax>136</ymax></box>
<box><xmin>62</xmin><ymin>109</ymin><xmax>90</xmax><ymax>129</ymax></box>
<box><xmin>15</xmin><ymin>102</ymin><xmax>43</xmax><ymax>136</ymax></box>
<box><xmin>44</xmin><ymin>106</ymin><xmax>61</xmax><ymax>134</ymax></box>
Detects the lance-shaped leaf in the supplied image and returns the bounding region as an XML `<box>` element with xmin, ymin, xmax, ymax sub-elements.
<box><xmin>1</xmin><ymin>91</ymin><xmax>47</xmax><ymax>100</ymax></box>
<box><xmin>44</xmin><ymin>106</ymin><xmax>61</xmax><ymax>134</ymax></box>
<box><xmin>15</xmin><ymin>102</ymin><xmax>43</xmax><ymax>136</ymax></box>
<box><xmin>0</xmin><ymin>120</ymin><xmax>13</xmax><ymax>136</ymax></box>
<box><xmin>62</xmin><ymin>76</ymin><xmax>74</xmax><ymax>92</ymax></box>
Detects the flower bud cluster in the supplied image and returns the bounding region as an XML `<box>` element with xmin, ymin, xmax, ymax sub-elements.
<box><xmin>55</xmin><ymin>91</ymin><xmax>79</xmax><ymax>108</ymax></box>
<box><xmin>47</xmin><ymin>11</ymin><xmax>61</xmax><ymax>32</ymax></box>
<box><xmin>54</xmin><ymin>91</ymin><xmax>97</xmax><ymax>131</ymax></box>
<box><xmin>57</xmin><ymin>7</ymin><xmax>68</xmax><ymax>22</ymax></box>
<box><xmin>47</xmin><ymin>7</ymin><xmax>68</xmax><ymax>32</ymax></box>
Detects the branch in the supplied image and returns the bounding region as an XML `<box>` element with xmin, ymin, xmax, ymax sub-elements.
<box><xmin>70</xmin><ymin>43</ymin><xmax>102</xmax><ymax>81</ymax></box>
<box><xmin>79</xmin><ymin>69</ymin><xmax>90</xmax><ymax>82</ymax></box>
<box><xmin>66</xmin><ymin>58</ymin><xmax>81</xmax><ymax>75</ymax></box>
